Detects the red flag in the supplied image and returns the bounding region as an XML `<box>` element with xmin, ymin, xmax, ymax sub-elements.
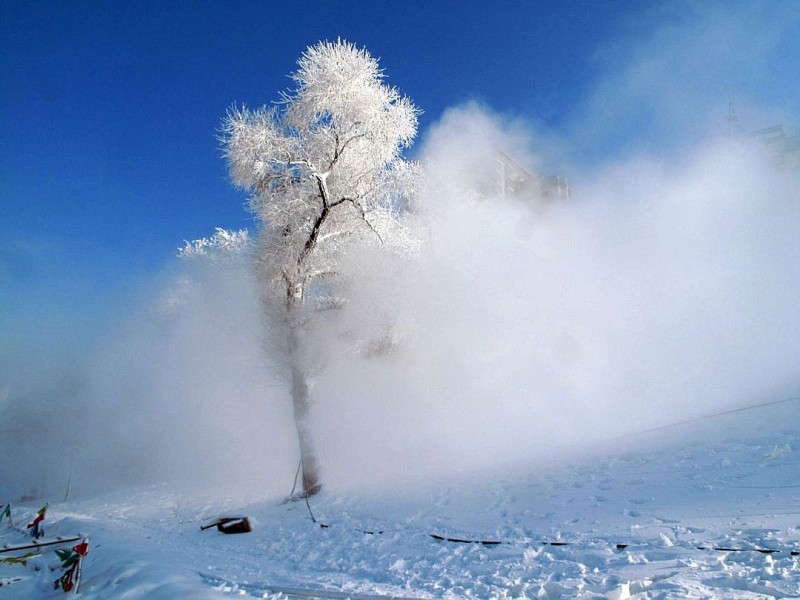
<box><xmin>26</xmin><ymin>505</ymin><xmax>46</xmax><ymax>537</ymax></box>
<box><xmin>27</xmin><ymin>505</ymin><xmax>46</xmax><ymax>527</ymax></box>
<box><xmin>73</xmin><ymin>541</ymin><xmax>89</xmax><ymax>556</ymax></box>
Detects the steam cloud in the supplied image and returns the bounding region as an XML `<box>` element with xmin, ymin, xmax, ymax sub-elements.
<box><xmin>309</xmin><ymin>104</ymin><xmax>800</xmax><ymax>489</ymax></box>
<box><xmin>1</xmin><ymin>3</ymin><xmax>799</xmax><ymax>500</ymax></box>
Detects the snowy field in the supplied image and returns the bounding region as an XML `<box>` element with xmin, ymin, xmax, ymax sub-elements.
<box><xmin>2</xmin><ymin>397</ymin><xmax>799</xmax><ymax>599</ymax></box>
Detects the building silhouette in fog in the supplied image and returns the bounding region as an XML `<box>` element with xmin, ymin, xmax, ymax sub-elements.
<box><xmin>496</xmin><ymin>149</ymin><xmax>571</xmax><ymax>202</ymax></box>
<box><xmin>728</xmin><ymin>104</ymin><xmax>799</xmax><ymax>169</ymax></box>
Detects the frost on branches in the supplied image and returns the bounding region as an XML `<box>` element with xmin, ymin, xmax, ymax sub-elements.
<box><xmin>179</xmin><ymin>228</ymin><xmax>251</xmax><ymax>262</ymax></box>
<box><xmin>219</xmin><ymin>40</ymin><xmax>421</xmax><ymax>496</ymax></box>
<box><xmin>221</xmin><ymin>39</ymin><xmax>419</xmax><ymax>308</ymax></box>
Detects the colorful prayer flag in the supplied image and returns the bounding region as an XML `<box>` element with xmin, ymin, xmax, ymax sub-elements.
<box><xmin>73</xmin><ymin>541</ymin><xmax>89</xmax><ymax>557</ymax></box>
<box><xmin>26</xmin><ymin>505</ymin><xmax>47</xmax><ymax>539</ymax></box>
<box><xmin>54</xmin><ymin>539</ymin><xmax>89</xmax><ymax>594</ymax></box>
<box><xmin>0</xmin><ymin>503</ymin><xmax>10</xmax><ymax>528</ymax></box>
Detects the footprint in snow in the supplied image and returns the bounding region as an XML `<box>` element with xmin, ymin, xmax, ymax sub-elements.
<box><xmin>654</xmin><ymin>515</ymin><xmax>680</xmax><ymax>524</ymax></box>
<box><xmin>628</xmin><ymin>497</ymin><xmax>650</xmax><ymax>505</ymax></box>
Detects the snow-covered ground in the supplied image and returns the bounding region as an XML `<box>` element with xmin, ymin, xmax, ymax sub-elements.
<box><xmin>2</xmin><ymin>398</ymin><xmax>799</xmax><ymax>599</ymax></box>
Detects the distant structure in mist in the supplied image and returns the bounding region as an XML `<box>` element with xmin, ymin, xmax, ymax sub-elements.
<box><xmin>496</xmin><ymin>150</ymin><xmax>572</xmax><ymax>202</ymax></box>
<box><xmin>727</xmin><ymin>104</ymin><xmax>800</xmax><ymax>169</ymax></box>
<box><xmin>751</xmin><ymin>125</ymin><xmax>800</xmax><ymax>169</ymax></box>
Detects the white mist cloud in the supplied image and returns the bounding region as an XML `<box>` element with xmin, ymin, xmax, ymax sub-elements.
<box><xmin>306</xmin><ymin>104</ymin><xmax>800</xmax><ymax>491</ymax></box>
<box><xmin>0</xmin><ymin>259</ymin><xmax>298</xmax><ymax>501</ymax></box>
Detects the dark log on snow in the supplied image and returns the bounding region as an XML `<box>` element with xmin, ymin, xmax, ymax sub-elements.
<box><xmin>200</xmin><ymin>517</ymin><xmax>252</xmax><ymax>534</ymax></box>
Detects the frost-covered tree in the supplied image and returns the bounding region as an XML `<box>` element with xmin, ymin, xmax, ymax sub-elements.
<box><xmin>221</xmin><ymin>40</ymin><xmax>419</xmax><ymax>496</ymax></box>
<box><xmin>179</xmin><ymin>227</ymin><xmax>251</xmax><ymax>260</ymax></box>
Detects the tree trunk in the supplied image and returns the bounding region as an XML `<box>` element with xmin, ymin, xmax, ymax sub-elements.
<box><xmin>286</xmin><ymin>281</ymin><xmax>321</xmax><ymax>497</ymax></box>
<box><xmin>290</xmin><ymin>357</ymin><xmax>321</xmax><ymax>497</ymax></box>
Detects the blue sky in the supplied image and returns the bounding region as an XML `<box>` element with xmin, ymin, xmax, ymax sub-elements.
<box><xmin>2</xmin><ymin>1</ymin><xmax>799</xmax><ymax>351</ymax></box>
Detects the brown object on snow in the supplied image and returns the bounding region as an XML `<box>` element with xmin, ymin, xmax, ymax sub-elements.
<box><xmin>200</xmin><ymin>517</ymin><xmax>252</xmax><ymax>534</ymax></box>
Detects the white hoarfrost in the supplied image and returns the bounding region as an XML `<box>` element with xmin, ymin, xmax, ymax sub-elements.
<box><xmin>221</xmin><ymin>39</ymin><xmax>420</xmax><ymax>304</ymax></box>
<box><xmin>179</xmin><ymin>228</ymin><xmax>251</xmax><ymax>261</ymax></box>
